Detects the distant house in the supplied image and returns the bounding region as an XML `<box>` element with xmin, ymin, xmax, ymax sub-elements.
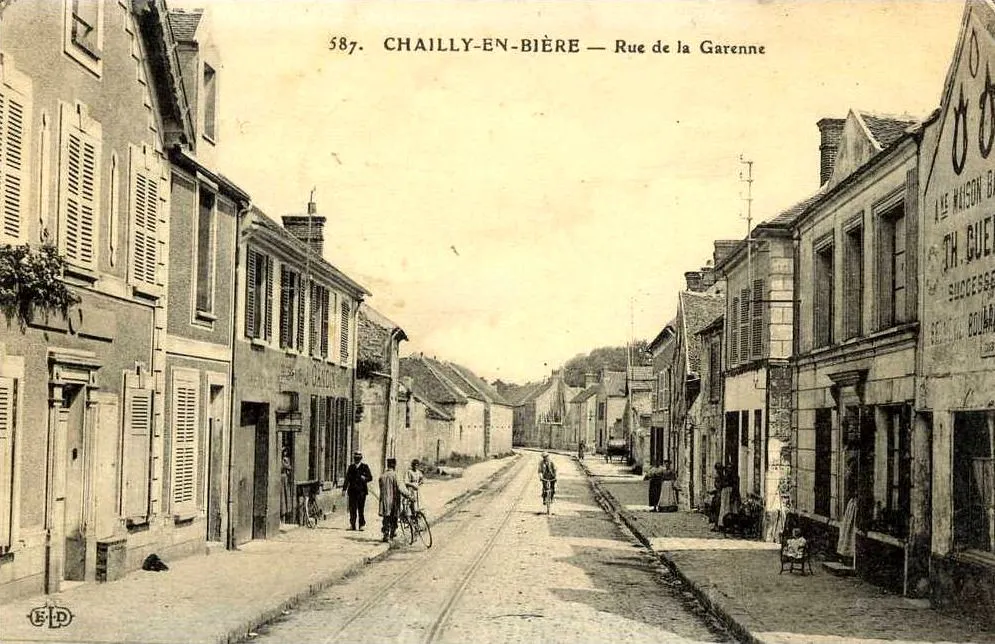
<box><xmin>598</xmin><ymin>369</ymin><xmax>627</xmax><ymax>452</ymax></box>
<box><xmin>512</xmin><ymin>370</ymin><xmax>577</xmax><ymax>449</ymax></box>
<box><xmin>444</xmin><ymin>363</ymin><xmax>514</xmax><ymax>455</ymax></box>
<box><xmin>396</xmin><ymin>380</ymin><xmax>455</xmax><ymax>467</ymax></box>
<box><xmin>399</xmin><ymin>355</ymin><xmax>487</xmax><ymax>458</ymax></box>
<box><xmin>570</xmin><ymin>374</ymin><xmax>601</xmax><ymax>452</ymax></box>
<box><xmin>354</xmin><ymin>304</ymin><xmax>407</xmax><ymax>472</ymax></box>
<box><xmin>694</xmin><ymin>314</ymin><xmax>724</xmax><ymax>508</ymax></box>
<box><xmin>625</xmin><ymin>366</ymin><xmax>655</xmax><ymax>469</ymax></box>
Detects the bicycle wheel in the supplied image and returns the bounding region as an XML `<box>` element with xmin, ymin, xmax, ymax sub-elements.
<box><xmin>415</xmin><ymin>511</ymin><xmax>433</xmax><ymax>548</ymax></box>
<box><xmin>303</xmin><ymin>500</ymin><xmax>317</xmax><ymax>528</ymax></box>
<box><xmin>395</xmin><ymin>515</ymin><xmax>414</xmax><ymax>545</ymax></box>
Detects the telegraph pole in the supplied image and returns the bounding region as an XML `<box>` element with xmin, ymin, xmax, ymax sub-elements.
<box><xmin>740</xmin><ymin>156</ymin><xmax>754</xmax><ymax>287</ymax></box>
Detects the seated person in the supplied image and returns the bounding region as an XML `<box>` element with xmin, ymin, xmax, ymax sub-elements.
<box><xmin>783</xmin><ymin>527</ymin><xmax>807</xmax><ymax>559</ymax></box>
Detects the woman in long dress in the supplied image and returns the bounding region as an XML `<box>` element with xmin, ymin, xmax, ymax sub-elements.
<box><xmin>657</xmin><ymin>460</ymin><xmax>678</xmax><ymax>512</ymax></box>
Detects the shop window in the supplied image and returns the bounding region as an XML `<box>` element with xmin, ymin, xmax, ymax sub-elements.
<box><xmin>814</xmin><ymin>240</ymin><xmax>835</xmax><ymax>348</ymax></box>
<box><xmin>244</xmin><ymin>249</ymin><xmax>273</xmax><ymax>340</ymax></box>
<box><xmin>871</xmin><ymin>406</ymin><xmax>911</xmax><ymax>538</ymax></box>
<box><xmin>814</xmin><ymin>408</ymin><xmax>832</xmax><ymax>517</ymax></box>
<box><xmin>877</xmin><ymin>203</ymin><xmax>907</xmax><ymax>329</ymax></box>
<box><xmin>953</xmin><ymin>411</ymin><xmax>995</xmax><ymax>553</ymax></box>
<box><xmin>843</xmin><ymin>222</ymin><xmax>864</xmax><ymax>339</ymax></box>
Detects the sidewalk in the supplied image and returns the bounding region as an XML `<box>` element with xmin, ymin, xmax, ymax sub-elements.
<box><xmin>583</xmin><ymin>458</ymin><xmax>995</xmax><ymax>644</ymax></box>
<box><xmin>0</xmin><ymin>454</ymin><xmax>519</xmax><ymax>644</ymax></box>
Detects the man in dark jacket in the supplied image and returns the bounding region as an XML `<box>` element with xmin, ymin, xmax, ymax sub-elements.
<box><xmin>343</xmin><ymin>451</ymin><xmax>373</xmax><ymax>530</ymax></box>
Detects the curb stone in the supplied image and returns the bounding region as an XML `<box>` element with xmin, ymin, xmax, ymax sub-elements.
<box><xmin>226</xmin><ymin>453</ymin><xmax>522</xmax><ymax>644</ymax></box>
<box><xmin>577</xmin><ymin>456</ymin><xmax>760</xmax><ymax>644</ymax></box>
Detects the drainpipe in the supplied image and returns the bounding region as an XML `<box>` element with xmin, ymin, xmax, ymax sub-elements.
<box><xmin>226</xmin><ymin>200</ymin><xmax>251</xmax><ymax>550</ymax></box>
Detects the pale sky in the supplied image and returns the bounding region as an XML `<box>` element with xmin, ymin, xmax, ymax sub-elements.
<box><xmin>180</xmin><ymin>0</ymin><xmax>964</xmax><ymax>383</ymax></box>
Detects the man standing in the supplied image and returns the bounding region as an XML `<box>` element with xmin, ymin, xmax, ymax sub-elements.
<box><xmin>379</xmin><ymin>458</ymin><xmax>410</xmax><ymax>542</ymax></box>
<box><xmin>343</xmin><ymin>451</ymin><xmax>373</xmax><ymax>531</ymax></box>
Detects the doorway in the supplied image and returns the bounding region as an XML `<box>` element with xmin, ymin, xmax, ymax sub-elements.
<box><xmin>206</xmin><ymin>385</ymin><xmax>225</xmax><ymax>543</ymax></box>
<box><xmin>62</xmin><ymin>384</ymin><xmax>86</xmax><ymax>581</ymax></box>
<box><xmin>236</xmin><ymin>402</ymin><xmax>270</xmax><ymax>544</ymax></box>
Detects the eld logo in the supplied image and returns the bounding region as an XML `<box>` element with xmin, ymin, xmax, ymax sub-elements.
<box><xmin>27</xmin><ymin>602</ymin><xmax>74</xmax><ymax>629</ymax></box>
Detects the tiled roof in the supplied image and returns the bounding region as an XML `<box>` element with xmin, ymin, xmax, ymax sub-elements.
<box><xmin>859</xmin><ymin>112</ymin><xmax>918</xmax><ymax>150</ymax></box>
<box><xmin>358</xmin><ymin>304</ymin><xmax>406</xmax><ymax>364</ymax></box>
<box><xmin>602</xmin><ymin>370</ymin><xmax>626</xmax><ymax>397</ymax></box>
<box><xmin>649</xmin><ymin>321</ymin><xmax>677</xmax><ymax>352</ymax></box>
<box><xmin>696</xmin><ymin>313</ymin><xmax>725</xmax><ymax>337</ymax></box>
<box><xmin>505</xmin><ymin>381</ymin><xmax>546</xmax><ymax>406</ymax></box>
<box><xmin>763</xmin><ymin>190</ymin><xmax>826</xmax><ymax>228</ymax></box>
<box><xmin>168</xmin><ymin>9</ymin><xmax>203</xmax><ymax>42</ymax></box>
<box><xmin>628</xmin><ymin>366</ymin><xmax>654</xmax><ymax>381</ymax></box>
<box><xmin>409</xmin><ymin>388</ymin><xmax>454</xmax><ymax>421</ymax></box>
<box><xmin>423</xmin><ymin>358</ymin><xmax>487</xmax><ymax>403</ymax></box>
<box><xmin>446</xmin><ymin>363</ymin><xmax>511</xmax><ymax>406</ymax></box>
<box><xmin>680</xmin><ymin>291</ymin><xmax>725</xmax><ymax>374</ymax></box>
<box><xmin>570</xmin><ymin>384</ymin><xmax>600</xmax><ymax>404</ymax></box>
<box><xmin>400</xmin><ymin>356</ymin><xmax>466</xmax><ymax>405</ymax></box>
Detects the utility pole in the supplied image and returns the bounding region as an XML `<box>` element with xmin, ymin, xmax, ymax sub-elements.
<box><xmin>739</xmin><ymin>156</ymin><xmax>754</xmax><ymax>288</ymax></box>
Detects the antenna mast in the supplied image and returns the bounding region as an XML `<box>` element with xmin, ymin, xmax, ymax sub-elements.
<box><xmin>739</xmin><ymin>156</ymin><xmax>754</xmax><ymax>287</ymax></box>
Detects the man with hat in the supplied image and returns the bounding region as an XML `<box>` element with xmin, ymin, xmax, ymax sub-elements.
<box><xmin>343</xmin><ymin>450</ymin><xmax>373</xmax><ymax>530</ymax></box>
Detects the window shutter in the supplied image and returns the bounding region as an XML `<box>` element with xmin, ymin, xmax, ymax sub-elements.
<box><xmin>296</xmin><ymin>276</ymin><xmax>306</xmax><ymax>353</ymax></box>
<box><xmin>245</xmin><ymin>249</ymin><xmax>257</xmax><ymax>339</ymax></box>
<box><xmin>62</xmin><ymin>125</ymin><xmax>99</xmax><ymax>268</ymax></box>
<box><xmin>122</xmin><ymin>386</ymin><xmax>152</xmax><ymax>521</ymax></box>
<box><xmin>1</xmin><ymin>91</ymin><xmax>28</xmax><ymax>240</ymax></box>
<box><xmin>730</xmin><ymin>297</ymin><xmax>739</xmax><ymax>364</ymax></box>
<box><xmin>171</xmin><ymin>373</ymin><xmax>199</xmax><ymax>514</ymax></box>
<box><xmin>279</xmin><ymin>266</ymin><xmax>292</xmax><ymax>348</ymax></box>
<box><xmin>320</xmin><ymin>288</ymin><xmax>330</xmax><ymax>357</ymax></box>
<box><xmin>309</xmin><ymin>284</ymin><xmax>319</xmax><ymax>355</ymax></box>
<box><xmin>739</xmin><ymin>287</ymin><xmax>751</xmax><ymax>363</ymax></box>
<box><xmin>339</xmin><ymin>299</ymin><xmax>350</xmax><ymax>363</ymax></box>
<box><xmin>0</xmin><ymin>377</ymin><xmax>16</xmax><ymax>551</ymax></box>
<box><xmin>131</xmin><ymin>169</ymin><xmax>158</xmax><ymax>286</ymax></box>
<box><xmin>751</xmin><ymin>279</ymin><xmax>764</xmax><ymax>359</ymax></box>
<box><xmin>263</xmin><ymin>255</ymin><xmax>274</xmax><ymax>340</ymax></box>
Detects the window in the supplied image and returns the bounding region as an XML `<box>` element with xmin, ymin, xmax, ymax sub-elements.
<box><xmin>309</xmin><ymin>396</ymin><xmax>325</xmax><ymax>481</ymax></box>
<box><xmin>953</xmin><ymin>411</ymin><xmax>995</xmax><ymax>553</ymax></box>
<box><xmin>129</xmin><ymin>144</ymin><xmax>160</xmax><ymax>289</ymax></box>
<box><xmin>405</xmin><ymin>398</ymin><xmax>411</xmax><ymax>429</ymax></box>
<box><xmin>280</xmin><ymin>266</ymin><xmax>305</xmax><ymax>351</ymax></box>
<box><xmin>814</xmin><ymin>240</ymin><xmax>835</xmax><ymax>348</ymax></box>
<box><xmin>740</xmin><ymin>410</ymin><xmax>749</xmax><ymax>448</ymax></box>
<box><xmin>0</xmin><ymin>67</ymin><xmax>31</xmax><ymax>243</ymax></box>
<box><xmin>339</xmin><ymin>298</ymin><xmax>351</xmax><ymax>363</ymax></box>
<box><xmin>878</xmin><ymin>204</ymin><xmax>907</xmax><ymax>329</ymax></box>
<box><xmin>202</xmin><ymin>64</ymin><xmax>217</xmax><ymax>141</ymax></box>
<box><xmin>59</xmin><ymin>103</ymin><xmax>101</xmax><ymax>273</ymax></box>
<box><xmin>65</xmin><ymin>0</ymin><xmax>103</xmax><ymax>74</ymax></box>
<box><xmin>814</xmin><ymin>408</ymin><xmax>832</xmax><ymax>517</ymax></box>
<box><xmin>597</xmin><ymin>402</ymin><xmax>606</xmax><ymax>420</ymax></box>
<box><xmin>729</xmin><ymin>297</ymin><xmax>739</xmax><ymax>364</ymax></box>
<box><xmin>310</xmin><ymin>284</ymin><xmax>329</xmax><ymax>358</ymax></box>
<box><xmin>708</xmin><ymin>338</ymin><xmax>721</xmax><ymax>402</ymax></box>
<box><xmin>244</xmin><ymin>248</ymin><xmax>273</xmax><ymax>340</ymax></box>
<box><xmin>750</xmin><ymin>279</ymin><xmax>764</xmax><ymax>359</ymax></box>
<box><xmin>0</xmin><ymin>376</ymin><xmax>18</xmax><ymax>553</ymax></box>
<box><xmin>843</xmin><ymin>222</ymin><xmax>864</xmax><ymax>339</ymax></box>
<box><xmin>171</xmin><ymin>370</ymin><xmax>200</xmax><ymax>517</ymax></box>
<box><xmin>195</xmin><ymin>189</ymin><xmax>216</xmax><ymax>315</ymax></box>
<box><xmin>122</xmin><ymin>375</ymin><xmax>153</xmax><ymax>522</ymax></box>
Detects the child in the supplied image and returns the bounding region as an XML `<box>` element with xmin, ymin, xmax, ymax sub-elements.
<box><xmin>784</xmin><ymin>527</ymin><xmax>807</xmax><ymax>560</ymax></box>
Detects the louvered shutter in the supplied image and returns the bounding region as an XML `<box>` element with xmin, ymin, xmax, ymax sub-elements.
<box><xmin>739</xmin><ymin>287</ymin><xmax>751</xmax><ymax>363</ymax></box>
<box><xmin>122</xmin><ymin>386</ymin><xmax>152</xmax><ymax>520</ymax></box>
<box><xmin>0</xmin><ymin>377</ymin><xmax>16</xmax><ymax>551</ymax></box>
<box><xmin>296</xmin><ymin>276</ymin><xmax>306</xmax><ymax>353</ymax></box>
<box><xmin>263</xmin><ymin>255</ymin><xmax>274</xmax><ymax>340</ymax></box>
<box><xmin>729</xmin><ymin>298</ymin><xmax>739</xmax><ymax>364</ymax></box>
<box><xmin>1</xmin><ymin>90</ymin><xmax>28</xmax><ymax>240</ymax></box>
<box><xmin>245</xmin><ymin>249</ymin><xmax>258</xmax><ymax>338</ymax></box>
<box><xmin>62</xmin><ymin>127</ymin><xmax>99</xmax><ymax>268</ymax></box>
<box><xmin>131</xmin><ymin>167</ymin><xmax>158</xmax><ymax>286</ymax></box>
<box><xmin>171</xmin><ymin>372</ymin><xmax>199</xmax><ymax>515</ymax></box>
<box><xmin>339</xmin><ymin>299</ymin><xmax>350</xmax><ymax>363</ymax></box>
<box><xmin>320</xmin><ymin>288</ymin><xmax>330</xmax><ymax>357</ymax></box>
<box><xmin>279</xmin><ymin>266</ymin><xmax>291</xmax><ymax>348</ymax></box>
<box><xmin>751</xmin><ymin>279</ymin><xmax>764</xmax><ymax>359</ymax></box>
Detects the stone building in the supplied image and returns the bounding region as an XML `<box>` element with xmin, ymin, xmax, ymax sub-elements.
<box><xmin>624</xmin><ymin>366</ymin><xmax>655</xmax><ymax>469</ymax></box>
<box><xmin>694</xmin><ymin>315</ymin><xmax>724</xmax><ymax>508</ymax></box>
<box><xmin>569</xmin><ymin>373</ymin><xmax>600</xmax><ymax>452</ymax></box>
<box><xmin>354</xmin><ymin>304</ymin><xmax>407</xmax><ymax>473</ymax></box>
<box><xmin>791</xmin><ymin>109</ymin><xmax>923</xmax><ymax>592</ymax></box>
<box><xmin>231</xmin><ymin>204</ymin><xmax>368</xmax><ymax>544</ymax></box>
<box><xmin>396</xmin><ymin>380</ymin><xmax>455</xmax><ymax>466</ymax></box>
<box><xmin>649</xmin><ymin>323</ymin><xmax>677</xmax><ymax>468</ymax></box>
<box><xmin>512</xmin><ymin>369</ymin><xmax>575</xmax><ymax>450</ymax></box>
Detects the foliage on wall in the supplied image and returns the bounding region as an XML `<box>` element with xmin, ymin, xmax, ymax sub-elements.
<box><xmin>0</xmin><ymin>243</ymin><xmax>80</xmax><ymax>331</ymax></box>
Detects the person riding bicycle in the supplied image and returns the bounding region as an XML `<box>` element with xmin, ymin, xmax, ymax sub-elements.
<box><xmin>403</xmin><ymin>458</ymin><xmax>424</xmax><ymax>516</ymax></box>
<box><xmin>539</xmin><ymin>452</ymin><xmax>557</xmax><ymax>503</ymax></box>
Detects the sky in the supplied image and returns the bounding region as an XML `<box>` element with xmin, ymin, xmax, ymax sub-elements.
<box><xmin>176</xmin><ymin>0</ymin><xmax>965</xmax><ymax>384</ymax></box>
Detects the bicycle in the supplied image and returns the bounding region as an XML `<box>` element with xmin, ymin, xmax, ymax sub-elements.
<box><xmin>541</xmin><ymin>478</ymin><xmax>555</xmax><ymax>515</ymax></box>
<box><xmin>393</xmin><ymin>498</ymin><xmax>432</xmax><ymax>548</ymax></box>
<box><xmin>299</xmin><ymin>484</ymin><xmax>325</xmax><ymax>528</ymax></box>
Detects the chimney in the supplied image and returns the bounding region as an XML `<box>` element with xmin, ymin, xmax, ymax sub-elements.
<box><xmin>713</xmin><ymin>239</ymin><xmax>739</xmax><ymax>267</ymax></box>
<box><xmin>584</xmin><ymin>372</ymin><xmax>597</xmax><ymax>388</ymax></box>
<box><xmin>282</xmin><ymin>197</ymin><xmax>325</xmax><ymax>257</ymax></box>
<box><xmin>684</xmin><ymin>270</ymin><xmax>704</xmax><ymax>292</ymax></box>
<box><xmin>700</xmin><ymin>262</ymin><xmax>716</xmax><ymax>289</ymax></box>
<box><xmin>817</xmin><ymin>117</ymin><xmax>846</xmax><ymax>186</ymax></box>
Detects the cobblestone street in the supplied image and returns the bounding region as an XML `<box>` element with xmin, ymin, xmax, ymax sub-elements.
<box><xmin>251</xmin><ymin>452</ymin><xmax>732</xmax><ymax>643</ymax></box>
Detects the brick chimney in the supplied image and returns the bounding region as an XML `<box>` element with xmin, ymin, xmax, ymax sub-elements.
<box><xmin>713</xmin><ymin>239</ymin><xmax>739</xmax><ymax>267</ymax></box>
<box><xmin>282</xmin><ymin>198</ymin><xmax>325</xmax><ymax>257</ymax></box>
<box><xmin>584</xmin><ymin>372</ymin><xmax>597</xmax><ymax>388</ymax></box>
<box><xmin>818</xmin><ymin>117</ymin><xmax>846</xmax><ymax>186</ymax></box>
<box><xmin>685</xmin><ymin>270</ymin><xmax>704</xmax><ymax>292</ymax></box>
<box><xmin>700</xmin><ymin>263</ymin><xmax>716</xmax><ymax>289</ymax></box>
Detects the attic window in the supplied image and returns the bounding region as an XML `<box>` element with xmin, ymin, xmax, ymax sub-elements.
<box><xmin>65</xmin><ymin>0</ymin><xmax>104</xmax><ymax>76</ymax></box>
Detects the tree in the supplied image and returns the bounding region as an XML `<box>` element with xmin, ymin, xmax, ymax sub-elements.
<box><xmin>561</xmin><ymin>341</ymin><xmax>650</xmax><ymax>388</ymax></box>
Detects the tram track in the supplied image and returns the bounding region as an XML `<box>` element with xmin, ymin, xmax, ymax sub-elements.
<box><xmin>318</xmin><ymin>453</ymin><xmax>536</xmax><ymax>643</ymax></box>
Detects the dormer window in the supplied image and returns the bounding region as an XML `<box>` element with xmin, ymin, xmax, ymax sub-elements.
<box><xmin>203</xmin><ymin>63</ymin><xmax>217</xmax><ymax>142</ymax></box>
<box><xmin>64</xmin><ymin>0</ymin><xmax>103</xmax><ymax>76</ymax></box>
